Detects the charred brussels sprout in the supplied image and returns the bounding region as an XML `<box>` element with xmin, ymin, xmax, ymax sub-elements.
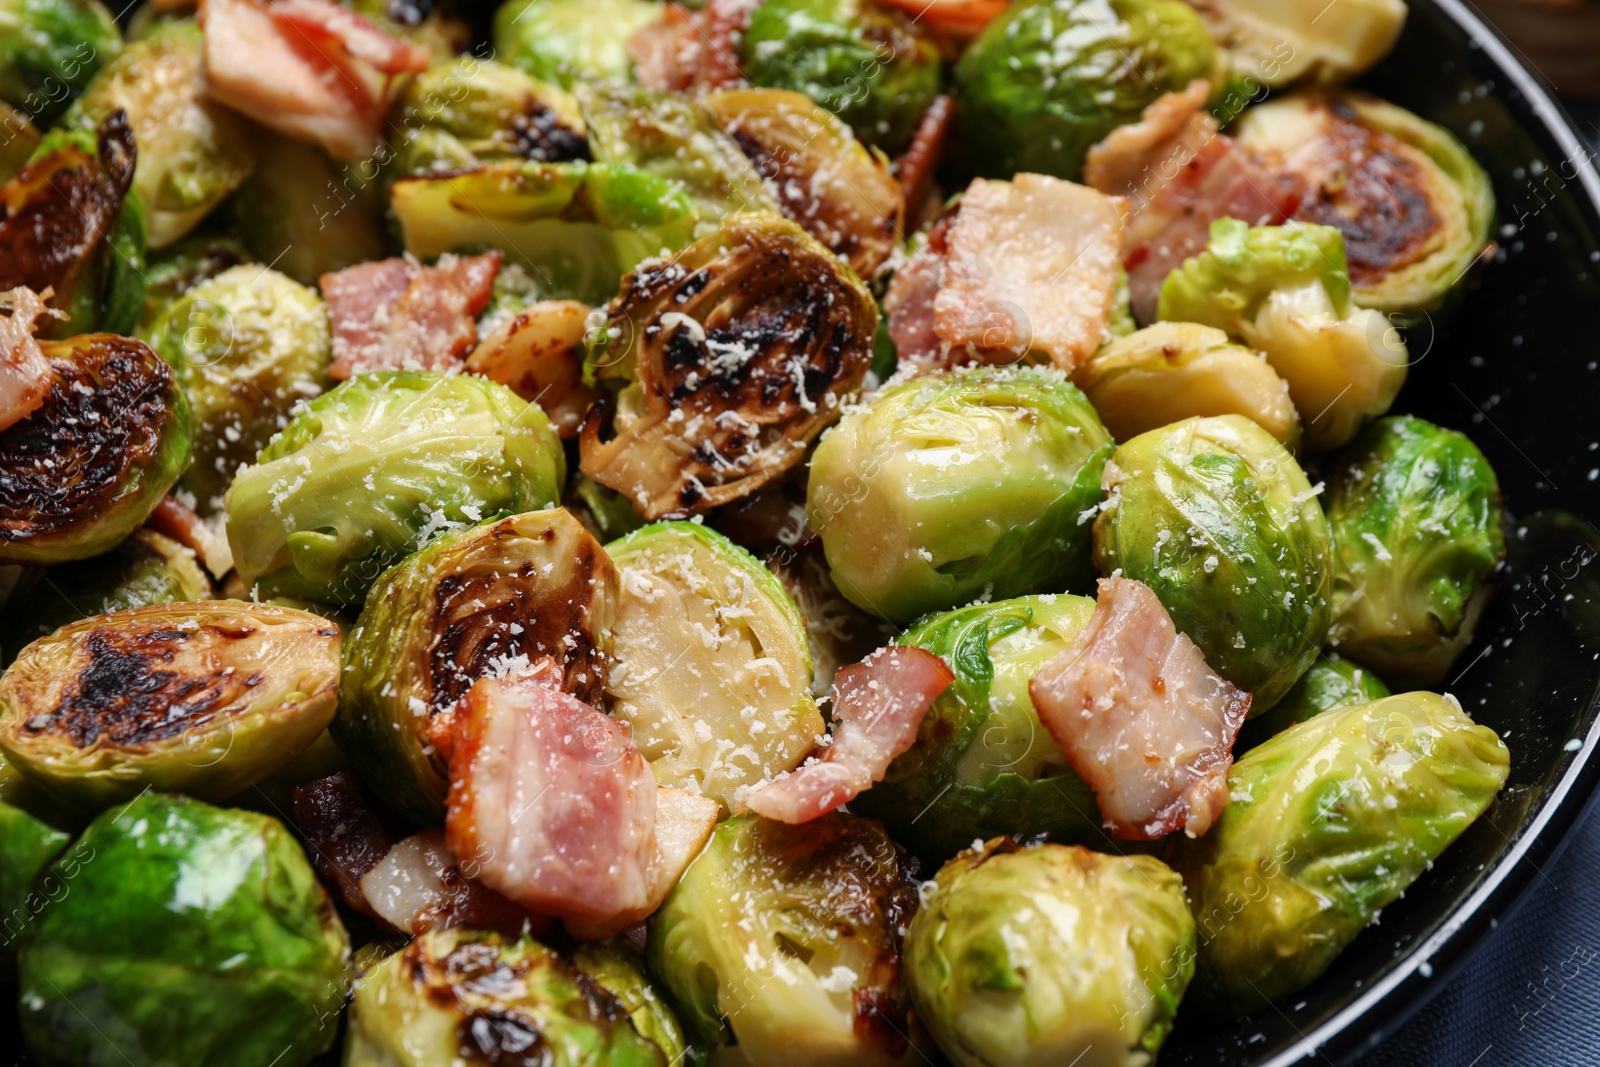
<box><xmin>1326</xmin><ymin>416</ymin><xmax>1506</xmax><ymax>687</ymax></box>
<box><xmin>906</xmin><ymin>839</ymin><xmax>1195</xmax><ymax>1067</ymax></box>
<box><xmin>954</xmin><ymin>0</ymin><xmax>1215</xmax><ymax>180</ymax></box>
<box><xmin>147</xmin><ymin>264</ymin><xmax>331</xmax><ymax>512</ymax></box>
<box><xmin>1176</xmin><ymin>692</ymin><xmax>1509</xmax><ymax>1014</ymax></box>
<box><xmin>740</xmin><ymin>0</ymin><xmax>942</xmax><ymax>154</ymax></box>
<box><xmin>1094</xmin><ymin>415</ymin><xmax>1334</xmax><ymax>710</ymax></box>
<box><xmin>0</xmin><ymin>600</ymin><xmax>340</xmax><ymax>810</ymax></box>
<box><xmin>852</xmin><ymin>595</ymin><xmax>1101</xmax><ymax>860</ymax></box>
<box><xmin>17</xmin><ymin>792</ymin><xmax>350</xmax><ymax>1067</ymax></box>
<box><xmin>606</xmin><ymin>522</ymin><xmax>820</xmax><ymax>811</ymax></box>
<box><xmin>647</xmin><ymin>812</ymin><xmax>920</xmax><ymax>1065</ymax></box>
<box><xmin>337</xmin><ymin>509</ymin><xmax>617</xmax><ymax>824</ymax></box>
<box><xmin>1236</xmin><ymin>92</ymin><xmax>1495</xmax><ymax>321</ymax></box>
<box><xmin>1238</xmin><ymin>652</ymin><xmax>1390</xmax><ymax>751</ymax></box>
<box><xmin>581</xmin><ymin>214</ymin><xmax>876</xmax><ymax>519</ymax></box>
<box><xmin>346</xmin><ymin>928</ymin><xmax>668</xmax><ymax>1067</ymax></box>
<box><xmin>494</xmin><ymin>0</ymin><xmax>662</xmax><ymax>88</ymax></box>
<box><xmin>0</xmin><ymin>529</ymin><xmax>211</xmax><ymax>664</ymax></box>
<box><xmin>0</xmin><ymin>0</ymin><xmax>120</xmax><ymax>126</ymax></box>
<box><xmin>573</xmin><ymin>940</ymin><xmax>695</xmax><ymax>1067</ymax></box>
<box><xmin>226</xmin><ymin>371</ymin><xmax>565</xmax><ymax>607</ymax></box>
<box><xmin>808</xmin><ymin>365</ymin><xmax>1113</xmax><ymax>622</ymax></box>
<box><xmin>1195</xmin><ymin>0</ymin><xmax>1405</xmax><ymax>88</ymax></box>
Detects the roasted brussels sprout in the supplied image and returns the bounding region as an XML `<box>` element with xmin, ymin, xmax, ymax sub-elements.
<box><xmin>0</xmin><ymin>797</ymin><xmax>68</xmax><ymax>968</ymax></box>
<box><xmin>906</xmin><ymin>839</ymin><xmax>1195</xmax><ymax>1067</ymax></box>
<box><xmin>1326</xmin><ymin>416</ymin><xmax>1506</xmax><ymax>687</ymax></box>
<box><xmin>808</xmin><ymin>365</ymin><xmax>1113</xmax><ymax>622</ymax></box>
<box><xmin>1093</xmin><ymin>415</ymin><xmax>1334</xmax><ymax>710</ymax></box>
<box><xmin>346</xmin><ymin>928</ymin><xmax>669</xmax><ymax>1067</ymax></box>
<box><xmin>954</xmin><ymin>0</ymin><xmax>1215</xmax><ymax>180</ymax></box>
<box><xmin>337</xmin><ymin>508</ymin><xmax>617</xmax><ymax>823</ymax></box>
<box><xmin>226</xmin><ymin>371</ymin><xmax>565</xmax><ymax>607</ymax></box>
<box><xmin>1158</xmin><ymin>218</ymin><xmax>1409</xmax><ymax>451</ymax></box>
<box><xmin>0</xmin><ymin>0</ymin><xmax>120</xmax><ymax>127</ymax></box>
<box><xmin>740</xmin><ymin>0</ymin><xmax>942</xmax><ymax>153</ymax></box>
<box><xmin>581</xmin><ymin>214</ymin><xmax>876</xmax><ymax>519</ymax></box>
<box><xmin>133</xmin><ymin>231</ymin><xmax>249</xmax><ymax>340</ymax></box>
<box><xmin>607</xmin><ymin>521</ymin><xmax>821</xmax><ymax>811</ymax></box>
<box><xmin>1237</xmin><ymin>92</ymin><xmax>1495</xmax><ymax>321</ymax></box>
<box><xmin>0</xmin><ymin>600</ymin><xmax>340</xmax><ymax>810</ymax></box>
<box><xmin>0</xmin><ymin>322</ymin><xmax>190</xmax><ymax>565</ymax></box>
<box><xmin>63</xmin><ymin>21</ymin><xmax>256</xmax><ymax>248</ymax></box>
<box><xmin>1176</xmin><ymin>692</ymin><xmax>1509</xmax><ymax>1014</ymax></box>
<box><xmin>494</xmin><ymin>0</ymin><xmax>662</xmax><ymax>88</ymax></box>
<box><xmin>648</xmin><ymin>812</ymin><xmax>920</xmax><ymax>1065</ymax></box>
<box><xmin>17</xmin><ymin>792</ymin><xmax>350</xmax><ymax>1067</ymax></box>
<box><xmin>1237</xmin><ymin>652</ymin><xmax>1391</xmax><ymax>752</ymax></box>
<box><xmin>573</xmin><ymin>940</ymin><xmax>695</xmax><ymax>1067</ymax></box>
<box><xmin>0</xmin><ymin>529</ymin><xmax>211</xmax><ymax>664</ymax></box>
<box><xmin>1195</xmin><ymin>0</ymin><xmax>1405</xmax><ymax>88</ymax></box>
<box><xmin>1075</xmin><ymin>321</ymin><xmax>1301</xmax><ymax>448</ymax></box>
<box><xmin>851</xmin><ymin>595</ymin><xmax>1100</xmax><ymax>859</ymax></box>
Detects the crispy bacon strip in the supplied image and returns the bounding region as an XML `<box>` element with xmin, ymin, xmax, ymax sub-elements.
<box><xmin>321</xmin><ymin>251</ymin><xmax>501</xmax><ymax>380</ymax></box>
<box><xmin>1029</xmin><ymin>578</ymin><xmax>1250</xmax><ymax>839</ymax></box>
<box><xmin>743</xmin><ymin>646</ymin><xmax>953</xmax><ymax>824</ymax></box>
<box><xmin>271</xmin><ymin>0</ymin><xmax>430</xmax><ymax>74</ymax></box>
<box><xmin>0</xmin><ymin>287</ymin><xmax>56</xmax><ymax>433</ymax></box>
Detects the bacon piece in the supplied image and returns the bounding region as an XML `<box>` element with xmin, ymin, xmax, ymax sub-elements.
<box><xmin>883</xmin><ymin>215</ymin><xmax>952</xmax><ymax>374</ymax></box>
<box><xmin>201</xmin><ymin>0</ymin><xmax>429</xmax><ymax>162</ymax></box>
<box><xmin>1029</xmin><ymin>577</ymin><xmax>1250</xmax><ymax>840</ymax></box>
<box><xmin>359</xmin><ymin>828</ymin><xmax>549</xmax><ymax>938</ymax></box>
<box><xmin>628</xmin><ymin>4</ymin><xmax>704</xmax><ymax>93</ymax></box>
<box><xmin>893</xmin><ymin>95</ymin><xmax>953</xmax><ymax>226</ymax></box>
<box><xmin>465</xmin><ymin>300</ymin><xmax>599</xmax><ymax>438</ymax></box>
<box><xmin>291</xmin><ymin>771</ymin><xmax>399</xmax><ymax>916</ymax></box>
<box><xmin>743</xmin><ymin>646</ymin><xmax>953</xmax><ymax>824</ymax></box>
<box><xmin>698</xmin><ymin>0</ymin><xmax>757</xmax><ymax>90</ymax></box>
<box><xmin>321</xmin><ymin>251</ymin><xmax>501</xmax><ymax>380</ymax></box>
<box><xmin>146</xmin><ymin>493</ymin><xmax>234</xmax><ymax>576</ymax></box>
<box><xmin>873</xmin><ymin>0</ymin><xmax>1008</xmax><ymax>35</ymax></box>
<box><xmin>0</xmin><ymin>288</ymin><xmax>56</xmax><ymax>433</ymax></box>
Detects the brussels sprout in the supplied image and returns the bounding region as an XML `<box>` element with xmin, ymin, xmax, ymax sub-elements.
<box><xmin>1075</xmin><ymin>321</ymin><xmax>1301</xmax><ymax>449</ymax></box>
<box><xmin>1195</xmin><ymin>0</ymin><xmax>1405</xmax><ymax>88</ymax></box>
<box><xmin>1236</xmin><ymin>92</ymin><xmax>1496</xmax><ymax>321</ymax></box>
<box><xmin>580</xmin><ymin>214</ymin><xmax>876</xmax><ymax>519</ymax></box>
<box><xmin>346</xmin><ymin>928</ymin><xmax>668</xmax><ymax>1067</ymax></box>
<box><xmin>1158</xmin><ymin>218</ymin><xmax>1409</xmax><ymax>451</ymax></box>
<box><xmin>906</xmin><ymin>839</ymin><xmax>1195</xmax><ymax>1067</ymax></box>
<box><xmin>494</xmin><ymin>0</ymin><xmax>662</xmax><ymax>88</ymax></box>
<box><xmin>0</xmin><ymin>328</ymin><xmax>189</xmax><ymax>565</ymax></box>
<box><xmin>389</xmin><ymin>55</ymin><xmax>588</xmax><ymax>180</ymax></box>
<box><xmin>0</xmin><ymin>0</ymin><xmax>120</xmax><ymax>127</ymax></box>
<box><xmin>18</xmin><ymin>792</ymin><xmax>350</xmax><ymax>1067</ymax></box>
<box><xmin>953</xmin><ymin>0</ymin><xmax>1215</xmax><ymax>180</ymax></box>
<box><xmin>0</xmin><ymin>798</ymin><xmax>68</xmax><ymax>968</ymax></box>
<box><xmin>1326</xmin><ymin>416</ymin><xmax>1506</xmax><ymax>688</ymax></box>
<box><xmin>147</xmin><ymin>264</ymin><xmax>331</xmax><ymax>511</ymax></box>
<box><xmin>648</xmin><ymin>812</ymin><xmax>920</xmax><ymax>1065</ymax></box>
<box><xmin>1093</xmin><ymin>415</ymin><xmax>1333</xmax><ymax>710</ymax></box>
<box><xmin>740</xmin><ymin>0</ymin><xmax>941</xmax><ymax>154</ymax></box>
<box><xmin>0</xmin><ymin>600</ymin><xmax>340</xmax><ymax>810</ymax></box>
<box><xmin>337</xmin><ymin>508</ymin><xmax>617</xmax><ymax>823</ymax></box>
<box><xmin>607</xmin><ymin>522</ymin><xmax>821</xmax><ymax>811</ymax></box>
<box><xmin>226</xmin><ymin>371</ymin><xmax>565</xmax><ymax>607</ymax></box>
<box><xmin>1176</xmin><ymin>692</ymin><xmax>1509</xmax><ymax>1014</ymax></box>
<box><xmin>573</xmin><ymin>940</ymin><xmax>696</xmax><ymax>1067</ymax></box>
<box><xmin>850</xmin><ymin>595</ymin><xmax>1100</xmax><ymax>859</ymax></box>
<box><xmin>63</xmin><ymin>22</ymin><xmax>256</xmax><ymax>248</ymax></box>
<box><xmin>1237</xmin><ymin>652</ymin><xmax>1391</xmax><ymax>752</ymax></box>
<box><xmin>0</xmin><ymin>529</ymin><xmax>211</xmax><ymax>665</ymax></box>
<box><xmin>133</xmin><ymin>231</ymin><xmax>250</xmax><ymax>340</ymax></box>
<box><xmin>808</xmin><ymin>365</ymin><xmax>1113</xmax><ymax>622</ymax></box>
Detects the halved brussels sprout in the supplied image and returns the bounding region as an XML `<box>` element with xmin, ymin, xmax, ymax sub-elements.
<box><xmin>133</xmin><ymin>231</ymin><xmax>250</xmax><ymax>340</ymax></box>
<box><xmin>573</xmin><ymin>940</ymin><xmax>695</xmax><ymax>1067</ymax></box>
<box><xmin>494</xmin><ymin>0</ymin><xmax>662</xmax><ymax>88</ymax></box>
<box><xmin>1094</xmin><ymin>415</ymin><xmax>1334</xmax><ymax>710</ymax></box>
<box><xmin>0</xmin><ymin>529</ymin><xmax>211</xmax><ymax>665</ymax></box>
<box><xmin>1237</xmin><ymin>652</ymin><xmax>1392</xmax><ymax>751</ymax></box>
<box><xmin>808</xmin><ymin>365</ymin><xmax>1113</xmax><ymax>622</ymax></box>
<box><xmin>0</xmin><ymin>798</ymin><xmax>68</xmax><ymax>968</ymax></box>
<box><xmin>1326</xmin><ymin>416</ymin><xmax>1506</xmax><ymax>687</ymax></box>
<box><xmin>581</xmin><ymin>213</ymin><xmax>876</xmax><ymax>519</ymax></box>
<box><xmin>0</xmin><ymin>600</ymin><xmax>340</xmax><ymax>810</ymax></box>
<box><xmin>852</xmin><ymin>595</ymin><xmax>1100</xmax><ymax>860</ymax></box>
<box><xmin>0</xmin><ymin>0</ymin><xmax>120</xmax><ymax>126</ymax></box>
<box><xmin>346</xmin><ymin>928</ymin><xmax>668</xmax><ymax>1067</ymax></box>
<box><xmin>63</xmin><ymin>21</ymin><xmax>256</xmax><ymax>248</ymax></box>
<box><xmin>1195</xmin><ymin>0</ymin><xmax>1405</xmax><ymax>88</ymax></box>
<box><xmin>704</xmin><ymin>87</ymin><xmax>906</xmax><ymax>277</ymax></box>
<box><xmin>1176</xmin><ymin>692</ymin><xmax>1509</xmax><ymax>1014</ymax></box>
<box><xmin>741</xmin><ymin>0</ymin><xmax>942</xmax><ymax>154</ymax></box>
<box><xmin>1158</xmin><ymin>218</ymin><xmax>1409</xmax><ymax>451</ymax></box>
<box><xmin>606</xmin><ymin>521</ymin><xmax>821</xmax><ymax>812</ymax></box>
<box><xmin>17</xmin><ymin>791</ymin><xmax>350</xmax><ymax>1067</ymax></box>
<box><xmin>148</xmin><ymin>264</ymin><xmax>332</xmax><ymax>511</ymax></box>
<box><xmin>1236</xmin><ymin>91</ymin><xmax>1496</xmax><ymax>321</ymax></box>
<box><xmin>1075</xmin><ymin>321</ymin><xmax>1301</xmax><ymax>448</ymax></box>
<box><xmin>226</xmin><ymin>371</ymin><xmax>565</xmax><ymax>607</ymax></box>
<box><xmin>648</xmin><ymin>812</ymin><xmax>920</xmax><ymax>1065</ymax></box>
<box><xmin>954</xmin><ymin>0</ymin><xmax>1215</xmax><ymax>180</ymax></box>
<box><xmin>906</xmin><ymin>839</ymin><xmax>1195</xmax><ymax>1067</ymax></box>
<box><xmin>0</xmin><ymin>327</ymin><xmax>189</xmax><ymax>565</ymax></box>
<box><xmin>337</xmin><ymin>508</ymin><xmax>617</xmax><ymax>823</ymax></box>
